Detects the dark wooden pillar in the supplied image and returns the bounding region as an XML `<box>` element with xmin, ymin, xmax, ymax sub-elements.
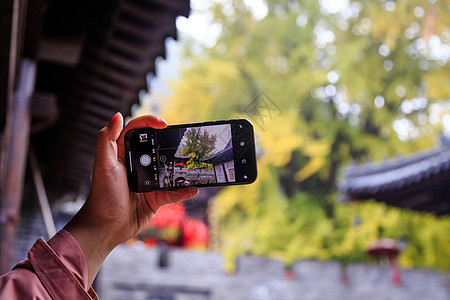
<box><xmin>1</xmin><ymin>0</ymin><xmax>21</xmax><ymax>275</ymax></box>
<box><xmin>0</xmin><ymin>58</ymin><xmax>35</xmax><ymax>274</ymax></box>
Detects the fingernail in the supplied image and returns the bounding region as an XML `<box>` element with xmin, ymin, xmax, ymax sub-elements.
<box><xmin>157</xmin><ymin>116</ymin><xmax>167</xmax><ymax>125</ymax></box>
<box><xmin>110</xmin><ymin>112</ymin><xmax>121</xmax><ymax>125</ymax></box>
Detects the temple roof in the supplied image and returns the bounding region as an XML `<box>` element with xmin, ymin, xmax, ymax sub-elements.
<box><xmin>0</xmin><ymin>0</ymin><xmax>190</xmax><ymax>194</ymax></box>
<box><xmin>201</xmin><ymin>139</ymin><xmax>233</xmax><ymax>165</ymax></box>
<box><xmin>339</xmin><ymin>146</ymin><xmax>450</xmax><ymax>215</ymax></box>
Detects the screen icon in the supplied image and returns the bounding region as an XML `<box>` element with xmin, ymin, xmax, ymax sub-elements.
<box><xmin>139</xmin><ymin>134</ymin><xmax>148</xmax><ymax>143</ymax></box>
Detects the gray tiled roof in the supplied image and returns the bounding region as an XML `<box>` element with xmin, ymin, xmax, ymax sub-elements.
<box><xmin>47</xmin><ymin>0</ymin><xmax>190</xmax><ymax>192</ymax></box>
<box><xmin>339</xmin><ymin>146</ymin><xmax>450</xmax><ymax>215</ymax></box>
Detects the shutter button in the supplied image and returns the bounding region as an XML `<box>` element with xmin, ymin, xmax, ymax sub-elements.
<box><xmin>140</xmin><ymin>154</ymin><xmax>151</xmax><ymax>166</ymax></box>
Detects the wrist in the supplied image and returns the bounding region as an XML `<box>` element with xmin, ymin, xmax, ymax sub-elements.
<box><xmin>64</xmin><ymin>206</ymin><xmax>116</xmax><ymax>287</ymax></box>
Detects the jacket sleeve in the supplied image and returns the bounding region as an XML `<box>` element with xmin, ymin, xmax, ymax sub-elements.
<box><xmin>0</xmin><ymin>229</ymin><xmax>98</xmax><ymax>300</ymax></box>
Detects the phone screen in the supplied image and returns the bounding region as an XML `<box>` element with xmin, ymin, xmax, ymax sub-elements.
<box><xmin>125</xmin><ymin>119</ymin><xmax>257</xmax><ymax>192</ymax></box>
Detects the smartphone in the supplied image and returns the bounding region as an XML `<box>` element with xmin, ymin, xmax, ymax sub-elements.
<box><xmin>124</xmin><ymin>119</ymin><xmax>257</xmax><ymax>192</ymax></box>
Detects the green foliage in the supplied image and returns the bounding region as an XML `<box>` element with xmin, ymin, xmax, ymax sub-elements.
<box><xmin>180</xmin><ymin>127</ymin><xmax>217</xmax><ymax>169</ymax></box>
<box><xmin>184</xmin><ymin>153</ymin><xmax>213</xmax><ymax>170</ymax></box>
<box><xmin>161</xmin><ymin>0</ymin><xmax>450</xmax><ymax>270</ymax></box>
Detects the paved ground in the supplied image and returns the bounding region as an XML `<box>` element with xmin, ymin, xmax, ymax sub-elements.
<box><xmin>98</xmin><ymin>245</ymin><xmax>450</xmax><ymax>300</ymax></box>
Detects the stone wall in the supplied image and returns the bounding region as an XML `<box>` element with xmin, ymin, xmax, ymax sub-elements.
<box><xmin>160</xmin><ymin>168</ymin><xmax>216</xmax><ymax>186</ymax></box>
<box><xmin>98</xmin><ymin>245</ymin><xmax>449</xmax><ymax>300</ymax></box>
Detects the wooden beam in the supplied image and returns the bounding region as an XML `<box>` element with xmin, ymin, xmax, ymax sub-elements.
<box><xmin>0</xmin><ymin>0</ymin><xmax>20</xmax><ymax>136</ymax></box>
<box><xmin>29</xmin><ymin>145</ymin><xmax>56</xmax><ymax>239</ymax></box>
<box><xmin>37</xmin><ymin>37</ymin><xmax>84</xmax><ymax>66</ymax></box>
<box><xmin>0</xmin><ymin>0</ymin><xmax>25</xmax><ymax>275</ymax></box>
<box><xmin>0</xmin><ymin>58</ymin><xmax>36</xmax><ymax>274</ymax></box>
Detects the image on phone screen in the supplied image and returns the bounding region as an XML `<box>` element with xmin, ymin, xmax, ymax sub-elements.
<box><xmin>125</xmin><ymin>120</ymin><xmax>257</xmax><ymax>192</ymax></box>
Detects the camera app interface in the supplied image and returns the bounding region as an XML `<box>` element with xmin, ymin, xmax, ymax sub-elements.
<box><xmin>137</xmin><ymin>124</ymin><xmax>236</xmax><ymax>189</ymax></box>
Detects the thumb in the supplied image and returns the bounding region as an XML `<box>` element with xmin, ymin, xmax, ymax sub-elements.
<box><xmin>105</xmin><ymin>112</ymin><xmax>124</xmax><ymax>142</ymax></box>
<box><xmin>95</xmin><ymin>112</ymin><xmax>124</xmax><ymax>166</ymax></box>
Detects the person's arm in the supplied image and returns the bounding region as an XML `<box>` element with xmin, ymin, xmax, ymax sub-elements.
<box><xmin>0</xmin><ymin>229</ymin><xmax>98</xmax><ymax>300</ymax></box>
<box><xmin>0</xmin><ymin>113</ymin><xmax>198</xmax><ymax>299</ymax></box>
<box><xmin>65</xmin><ymin>113</ymin><xmax>198</xmax><ymax>287</ymax></box>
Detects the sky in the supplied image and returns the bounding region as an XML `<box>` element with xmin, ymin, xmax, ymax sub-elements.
<box><xmin>176</xmin><ymin>0</ymin><xmax>268</xmax><ymax>47</ymax></box>
<box><xmin>146</xmin><ymin>0</ymin><xmax>270</xmax><ymax>94</ymax></box>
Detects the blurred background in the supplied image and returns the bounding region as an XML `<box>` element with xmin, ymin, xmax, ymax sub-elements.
<box><xmin>1</xmin><ymin>0</ymin><xmax>449</xmax><ymax>299</ymax></box>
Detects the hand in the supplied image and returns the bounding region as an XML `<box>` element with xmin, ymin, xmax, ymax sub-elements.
<box><xmin>65</xmin><ymin>113</ymin><xmax>198</xmax><ymax>288</ymax></box>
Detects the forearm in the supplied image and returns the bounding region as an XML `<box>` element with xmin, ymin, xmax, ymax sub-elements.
<box><xmin>64</xmin><ymin>204</ymin><xmax>117</xmax><ymax>288</ymax></box>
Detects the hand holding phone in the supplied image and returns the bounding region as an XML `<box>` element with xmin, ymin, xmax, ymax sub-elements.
<box><xmin>125</xmin><ymin>119</ymin><xmax>257</xmax><ymax>192</ymax></box>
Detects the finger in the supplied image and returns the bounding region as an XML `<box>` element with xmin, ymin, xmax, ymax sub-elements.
<box><xmin>94</xmin><ymin>112</ymin><xmax>124</xmax><ymax>167</ymax></box>
<box><xmin>117</xmin><ymin>115</ymin><xmax>168</xmax><ymax>163</ymax></box>
<box><xmin>151</xmin><ymin>187</ymin><xmax>199</xmax><ymax>209</ymax></box>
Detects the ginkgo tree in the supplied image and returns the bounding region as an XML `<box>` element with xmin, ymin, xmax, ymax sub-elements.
<box><xmin>180</xmin><ymin>127</ymin><xmax>217</xmax><ymax>169</ymax></box>
<box><xmin>153</xmin><ymin>0</ymin><xmax>450</xmax><ymax>270</ymax></box>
